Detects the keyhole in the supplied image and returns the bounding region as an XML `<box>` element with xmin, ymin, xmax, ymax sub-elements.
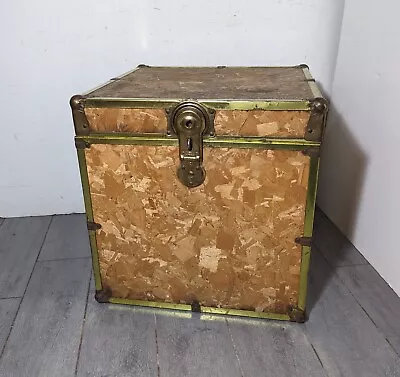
<box><xmin>187</xmin><ymin>137</ymin><xmax>193</xmax><ymax>151</ymax></box>
<box><xmin>185</xmin><ymin>120</ymin><xmax>193</xmax><ymax>128</ymax></box>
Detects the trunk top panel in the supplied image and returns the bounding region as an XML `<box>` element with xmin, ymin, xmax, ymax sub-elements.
<box><xmin>85</xmin><ymin>66</ymin><xmax>314</xmax><ymax>101</ymax></box>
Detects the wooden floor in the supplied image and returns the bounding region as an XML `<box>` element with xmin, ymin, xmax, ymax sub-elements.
<box><xmin>0</xmin><ymin>209</ymin><xmax>399</xmax><ymax>377</ymax></box>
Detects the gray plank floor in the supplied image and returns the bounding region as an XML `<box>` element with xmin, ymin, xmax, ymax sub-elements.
<box><xmin>0</xmin><ymin>209</ymin><xmax>399</xmax><ymax>377</ymax></box>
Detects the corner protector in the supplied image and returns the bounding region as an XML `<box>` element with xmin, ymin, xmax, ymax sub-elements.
<box><xmin>95</xmin><ymin>288</ymin><xmax>112</xmax><ymax>303</ymax></box>
<box><xmin>288</xmin><ymin>306</ymin><xmax>306</xmax><ymax>323</ymax></box>
<box><xmin>305</xmin><ymin>97</ymin><xmax>329</xmax><ymax>141</ymax></box>
<box><xmin>70</xmin><ymin>94</ymin><xmax>90</xmax><ymax>135</ymax></box>
<box><xmin>137</xmin><ymin>64</ymin><xmax>151</xmax><ymax>68</ymax></box>
<box><xmin>298</xmin><ymin>63</ymin><xmax>309</xmax><ymax>69</ymax></box>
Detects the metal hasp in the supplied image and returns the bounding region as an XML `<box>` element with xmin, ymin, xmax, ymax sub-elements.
<box><xmin>169</xmin><ymin>102</ymin><xmax>214</xmax><ymax>188</ymax></box>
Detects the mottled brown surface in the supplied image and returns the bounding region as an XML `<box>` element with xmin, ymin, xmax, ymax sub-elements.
<box><xmin>86</xmin><ymin>144</ymin><xmax>310</xmax><ymax>314</ymax></box>
<box><xmin>86</xmin><ymin>66</ymin><xmax>313</xmax><ymax>101</ymax></box>
<box><xmin>215</xmin><ymin>110</ymin><xmax>310</xmax><ymax>137</ymax></box>
<box><xmin>85</xmin><ymin>108</ymin><xmax>167</xmax><ymax>133</ymax></box>
<box><xmin>84</xmin><ymin>107</ymin><xmax>310</xmax><ymax>137</ymax></box>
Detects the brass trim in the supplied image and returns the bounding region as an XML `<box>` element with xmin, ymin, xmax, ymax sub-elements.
<box><xmin>70</xmin><ymin>95</ymin><xmax>90</xmax><ymax>135</ymax></box>
<box><xmin>84</xmin><ymin>98</ymin><xmax>311</xmax><ymax>111</ymax></box>
<box><xmin>77</xmin><ymin>126</ymin><xmax>321</xmax><ymax>319</ymax></box>
<box><xmin>297</xmin><ymin>154</ymin><xmax>320</xmax><ymax>311</ymax></box>
<box><xmin>108</xmin><ymin>297</ymin><xmax>290</xmax><ymax>320</ymax></box>
<box><xmin>300</xmin><ymin>65</ymin><xmax>324</xmax><ymax>99</ymax></box>
<box><xmin>75</xmin><ymin>134</ymin><xmax>320</xmax><ymax>150</ymax></box>
<box><xmin>77</xmin><ymin>149</ymin><xmax>102</xmax><ymax>291</ymax></box>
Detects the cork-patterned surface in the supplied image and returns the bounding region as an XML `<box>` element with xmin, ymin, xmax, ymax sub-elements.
<box><xmin>84</xmin><ymin>107</ymin><xmax>310</xmax><ymax>138</ymax></box>
<box><xmin>85</xmin><ymin>145</ymin><xmax>309</xmax><ymax>314</ymax></box>
<box><xmin>85</xmin><ymin>108</ymin><xmax>167</xmax><ymax>133</ymax></box>
<box><xmin>215</xmin><ymin>110</ymin><xmax>310</xmax><ymax>137</ymax></box>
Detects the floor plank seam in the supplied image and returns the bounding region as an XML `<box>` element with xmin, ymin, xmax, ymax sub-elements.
<box><xmin>0</xmin><ymin>297</ymin><xmax>22</xmax><ymax>301</ymax></box>
<box><xmin>37</xmin><ymin>256</ymin><xmax>92</xmax><ymax>263</ymax></box>
<box><xmin>0</xmin><ymin>215</ymin><xmax>53</xmax><ymax>362</ymax></box>
<box><xmin>154</xmin><ymin>314</ymin><xmax>161</xmax><ymax>377</ymax></box>
<box><xmin>306</xmin><ymin>336</ymin><xmax>329</xmax><ymax>376</ymax></box>
<box><xmin>386</xmin><ymin>338</ymin><xmax>400</xmax><ymax>358</ymax></box>
<box><xmin>74</xmin><ymin>272</ymin><xmax>92</xmax><ymax>376</ymax></box>
<box><xmin>226</xmin><ymin>320</ymin><xmax>245</xmax><ymax>377</ymax></box>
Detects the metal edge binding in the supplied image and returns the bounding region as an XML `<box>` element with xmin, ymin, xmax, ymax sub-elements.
<box><xmin>76</xmin><ymin>149</ymin><xmax>103</xmax><ymax>291</ymax></box>
<box><xmin>297</xmin><ymin>154</ymin><xmax>320</xmax><ymax>311</ymax></box>
<box><xmin>287</xmin><ymin>305</ymin><xmax>306</xmax><ymax>323</ymax></box>
<box><xmin>83</xmin><ymin>98</ymin><xmax>311</xmax><ymax>111</ymax></box>
<box><xmin>107</xmin><ymin>296</ymin><xmax>291</xmax><ymax>321</ymax></box>
<box><xmin>75</xmin><ymin>134</ymin><xmax>320</xmax><ymax>149</ymax></box>
<box><xmin>305</xmin><ymin>97</ymin><xmax>329</xmax><ymax>141</ymax></box>
<box><xmin>95</xmin><ymin>287</ymin><xmax>112</xmax><ymax>303</ymax></box>
<box><xmin>70</xmin><ymin>95</ymin><xmax>89</xmax><ymax>135</ymax></box>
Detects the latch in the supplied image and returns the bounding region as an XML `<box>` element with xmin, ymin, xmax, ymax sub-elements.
<box><xmin>168</xmin><ymin>102</ymin><xmax>214</xmax><ymax>188</ymax></box>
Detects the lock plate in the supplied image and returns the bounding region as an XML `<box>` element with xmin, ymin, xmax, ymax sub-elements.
<box><xmin>168</xmin><ymin>102</ymin><xmax>213</xmax><ymax>188</ymax></box>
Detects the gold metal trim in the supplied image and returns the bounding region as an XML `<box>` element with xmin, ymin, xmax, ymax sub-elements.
<box><xmin>84</xmin><ymin>98</ymin><xmax>311</xmax><ymax>111</ymax></box>
<box><xmin>297</xmin><ymin>154</ymin><xmax>320</xmax><ymax>311</ymax></box>
<box><xmin>300</xmin><ymin>65</ymin><xmax>324</xmax><ymax>99</ymax></box>
<box><xmin>108</xmin><ymin>297</ymin><xmax>290</xmax><ymax>320</ymax></box>
<box><xmin>77</xmin><ymin>149</ymin><xmax>102</xmax><ymax>291</ymax></box>
<box><xmin>75</xmin><ymin>134</ymin><xmax>320</xmax><ymax>150</ymax></box>
<box><xmin>77</xmin><ymin>130</ymin><xmax>321</xmax><ymax>319</ymax></box>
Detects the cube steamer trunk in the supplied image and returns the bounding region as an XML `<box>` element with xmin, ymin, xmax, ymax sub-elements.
<box><xmin>70</xmin><ymin>65</ymin><xmax>327</xmax><ymax>322</ymax></box>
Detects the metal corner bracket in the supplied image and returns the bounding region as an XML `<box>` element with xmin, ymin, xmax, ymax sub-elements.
<box><xmin>305</xmin><ymin>97</ymin><xmax>328</xmax><ymax>141</ymax></box>
<box><xmin>287</xmin><ymin>305</ymin><xmax>306</xmax><ymax>323</ymax></box>
<box><xmin>95</xmin><ymin>288</ymin><xmax>112</xmax><ymax>303</ymax></box>
<box><xmin>70</xmin><ymin>95</ymin><xmax>90</xmax><ymax>135</ymax></box>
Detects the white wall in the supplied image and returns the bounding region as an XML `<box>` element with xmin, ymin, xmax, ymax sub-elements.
<box><xmin>318</xmin><ymin>0</ymin><xmax>400</xmax><ymax>295</ymax></box>
<box><xmin>0</xmin><ymin>0</ymin><xmax>344</xmax><ymax>217</ymax></box>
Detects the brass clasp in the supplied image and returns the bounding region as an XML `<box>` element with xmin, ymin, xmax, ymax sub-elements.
<box><xmin>168</xmin><ymin>102</ymin><xmax>213</xmax><ymax>188</ymax></box>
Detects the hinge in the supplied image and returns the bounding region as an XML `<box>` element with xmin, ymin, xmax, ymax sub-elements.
<box><xmin>70</xmin><ymin>95</ymin><xmax>90</xmax><ymax>135</ymax></box>
<box><xmin>95</xmin><ymin>287</ymin><xmax>112</xmax><ymax>303</ymax></box>
<box><xmin>75</xmin><ymin>139</ymin><xmax>90</xmax><ymax>149</ymax></box>
<box><xmin>287</xmin><ymin>305</ymin><xmax>306</xmax><ymax>323</ymax></box>
<box><xmin>295</xmin><ymin>236</ymin><xmax>312</xmax><ymax>247</ymax></box>
<box><xmin>305</xmin><ymin>98</ymin><xmax>328</xmax><ymax>141</ymax></box>
<box><xmin>87</xmin><ymin>221</ymin><xmax>102</xmax><ymax>231</ymax></box>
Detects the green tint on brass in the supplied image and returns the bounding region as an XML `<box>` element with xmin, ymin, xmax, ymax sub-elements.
<box><xmin>108</xmin><ymin>297</ymin><xmax>290</xmax><ymax>320</ymax></box>
<box><xmin>200</xmin><ymin>307</ymin><xmax>290</xmax><ymax>321</ymax></box>
<box><xmin>84</xmin><ymin>98</ymin><xmax>311</xmax><ymax>111</ymax></box>
<box><xmin>77</xmin><ymin>149</ymin><xmax>103</xmax><ymax>291</ymax></box>
<box><xmin>297</xmin><ymin>154</ymin><xmax>320</xmax><ymax>311</ymax></box>
<box><xmin>75</xmin><ymin>134</ymin><xmax>320</xmax><ymax>150</ymax></box>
